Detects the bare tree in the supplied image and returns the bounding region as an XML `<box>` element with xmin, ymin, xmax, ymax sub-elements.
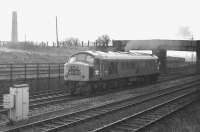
<box><xmin>64</xmin><ymin>37</ymin><xmax>80</xmax><ymax>47</ymax></box>
<box><xmin>178</xmin><ymin>26</ymin><xmax>193</xmax><ymax>40</ymax></box>
<box><xmin>96</xmin><ymin>34</ymin><xmax>111</xmax><ymax>47</ymax></box>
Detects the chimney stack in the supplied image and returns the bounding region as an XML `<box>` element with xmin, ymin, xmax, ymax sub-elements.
<box><xmin>11</xmin><ymin>11</ymin><xmax>18</xmax><ymax>42</ymax></box>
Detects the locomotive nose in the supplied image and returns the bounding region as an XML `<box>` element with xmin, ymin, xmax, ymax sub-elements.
<box><xmin>64</xmin><ymin>63</ymin><xmax>89</xmax><ymax>81</ymax></box>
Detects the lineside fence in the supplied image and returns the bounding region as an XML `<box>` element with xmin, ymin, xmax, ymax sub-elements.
<box><xmin>0</xmin><ymin>41</ymin><xmax>113</xmax><ymax>48</ymax></box>
<box><xmin>0</xmin><ymin>63</ymin><xmax>65</xmax><ymax>95</ymax></box>
<box><xmin>0</xmin><ymin>62</ymin><xmax>196</xmax><ymax>95</ymax></box>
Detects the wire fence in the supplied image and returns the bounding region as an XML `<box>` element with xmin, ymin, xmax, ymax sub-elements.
<box><xmin>0</xmin><ymin>63</ymin><xmax>65</xmax><ymax>95</ymax></box>
<box><xmin>0</xmin><ymin>41</ymin><xmax>113</xmax><ymax>48</ymax></box>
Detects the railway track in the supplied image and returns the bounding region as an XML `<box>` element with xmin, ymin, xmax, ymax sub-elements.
<box><xmin>0</xmin><ymin>89</ymin><xmax>66</xmax><ymax>106</ymax></box>
<box><xmin>0</xmin><ymin>91</ymin><xmax>85</xmax><ymax>117</ymax></box>
<box><xmin>0</xmin><ymin>90</ymin><xmax>69</xmax><ymax>109</ymax></box>
<box><xmin>0</xmin><ymin>90</ymin><xmax>86</xmax><ymax>127</ymax></box>
<box><xmin>0</xmin><ymin>71</ymin><xmax>196</xmax><ymax>109</ymax></box>
<box><xmin>92</xmin><ymin>90</ymin><xmax>197</xmax><ymax>132</ymax></box>
<box><xmin>0</xmin><ymin>70</ymin><xmax>197</xmax><ymax>128</ymax></box>
<box><xmin>0</xmin><ymin>72</ymin><xmax>197</xmax><ymax>114</ymax></box>
<box><xmin>0</xmin><ymin>70</ymin><xmax>195</xmax><ymax>110</ymax></box>
<box><xmin>0</xmin><ymin>88</ymin><xmax>67</xmax><ymax>104</ymax></box>
<box><xmin>0</xmin><ymin>65</ymin><xmax>196</xmax><ymax>105</ymax></box>
<box><xmin>1</xmin><ymin>75</ymin><xmax>199</xmax><ymax>132</ymax></box>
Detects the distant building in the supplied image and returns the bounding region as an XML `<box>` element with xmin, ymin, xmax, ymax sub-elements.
<box><xmin>11</xmin><ymin>11</ymin><xmax>18</xmax><ymax>42</ymax></box>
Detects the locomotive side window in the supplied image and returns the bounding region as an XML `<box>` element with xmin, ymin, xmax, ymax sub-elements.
<box><xmin>108</xmin><ymin>62</ymin><xmax>118</xmax><ymax>75</ymax></box>
<box><xmin>126</xmin><ymin>62</ymin><xmax>129</xmax><ymax>69</ymax></box>
<box><xmin>131</xmin><ymin>62</ymin><xmax>135</xmax><ymax>68</ymax></box>
<box><xmin>76</xmin><ymin>54</ymin><xmax>86</xmax><ymax>61</ymax></box>
<box><xmin>121</xmin><ymin>62</ymin><xmax>125</xmax><ymax>69</ymax></box>
<box><xmin>114</xmin><ymin>62</ymin><xmax>118</xmax><ymax>74</ymax></box>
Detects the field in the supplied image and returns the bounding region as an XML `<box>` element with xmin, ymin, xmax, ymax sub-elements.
<box><xmin>0</xmin><ymin>46</ymin><xmax>90</xmax><ymax>63</ymax></box>
<box><xmin>0</xmin><ymin>45</ymin><xmax>188</xmax><ymax>65</ymax></box>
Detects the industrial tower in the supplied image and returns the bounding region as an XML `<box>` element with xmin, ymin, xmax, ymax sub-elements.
<box><xmin>11</xmin><ymin>11</ymin><xmax>18</xmax><ymax>42</ymax></box>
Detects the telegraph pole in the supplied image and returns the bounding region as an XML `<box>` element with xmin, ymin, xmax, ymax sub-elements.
<box><xmin>56</xmin><ymin>16</ymin><xmax>59</xmax><ymax>47</ymax></box>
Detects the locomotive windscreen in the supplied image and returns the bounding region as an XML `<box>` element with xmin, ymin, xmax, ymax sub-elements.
<box><xmin>69</xmin><ymin>53</ymin><xmax>94</xmax><ymax>65</ymax></box>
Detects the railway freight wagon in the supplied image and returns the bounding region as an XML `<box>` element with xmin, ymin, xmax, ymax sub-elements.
<box><xmin>64</xmin><ymin>50</ymin><xmax>160</xmax><ymax>95</ymax></box>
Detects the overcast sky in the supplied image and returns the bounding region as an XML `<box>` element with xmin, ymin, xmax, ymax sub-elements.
<box><xmin>0</xmin><ymin>0</ymin><xmax>199</xmax><ymax>42</ymax></box>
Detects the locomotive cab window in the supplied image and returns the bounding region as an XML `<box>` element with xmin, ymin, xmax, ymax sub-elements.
<box><xmin>68</xmin><ymin>56</ymin><xmax>76</xmax><ymax>63</ymax></box>
<box><xmin>86</xmin><ymin>55</ymin><xmax>94</xmax><ymax>64</ymax></box>
<box><xmin>68</xmin><ymin>53</ymin><xmax>94</xmax><ymax>64</ymax></box>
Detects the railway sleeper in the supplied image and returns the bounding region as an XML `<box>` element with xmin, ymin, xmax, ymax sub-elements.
<box><xmin>142</xmin><ymin>114</ymin><xmax>161</xmax><ymax>119</ymax></box>
<box><xmin>81</xmin><ymin>111</ymin><xmax>100</xmax><ymax>117</ymax></box>
<box><xmin>36</xmin><ymin>124</ymin><xmax>55</xmax><ymax>130</ymax></box>
<box><xmin>102</xmin><ymin>107</ymin><xmax>115</xmax><ymax>111</ymax></box>
<box><xmin>74</xmin><ymin>114</ymin><xmax>92</xmax><ymax>119</ymax></box>
<box><xmin>58</xmin><ymin>118</ymin><xmax>78</xmax><ymax>123</ymax></box>
<box><xmin>114</xmin><ymin>125</ymin><xmax>138</xmax><ymax>131</ymax></box>
<box><xmin>133</xmin><ymin>118</ymin><xmax>152</xmax><ymax>123</ymax></box>
<box><xmin>60</xmin><ymin>118</ymin><xmax>74</xmax><ymax>124</ymax></box>
<box><xmin>126</xmin><ymin>120</ymin><xmax>148</xmax><ymax>126</ymax></box>
<box><xmin>86</xmin><ymin>110</ymin><xmax>106</xmax><ymax>116</ymax></box>
<box><xmin>120</xmin><ymin>123</ymin><xmax>142</xmax><ymax>129</ymax></box>
<box><xmin>138</xmin><ymin>115</ymin><xmax>157</xmax><ymax>121</ymax></box>
<box><xmin>43</xmin><ymin>123</ymin><xmax>60</xmax><ymax>128</ymax></box>
<box><xmin>53</xmin><ymin>120</ymin><xmax>67</xmax><ymax>126</ymax></box>
<box><xmin>153</xmin><ymin>110</ymin><xmax>168</xmax><ymax>115</ymax></box>
<box><xmin>65</xmin><ymin>117</ymin><xmax>82</xmax><ymax>122</ymax></box>
<box><xmin>109</xmin><ymin>128</ymin><xmax>128</xmax><ymax>132</ymax></box>
<box><xmin>34</xmin><ymin>127</ymin><xmax>49</xmax><ymax>132</ymax></box>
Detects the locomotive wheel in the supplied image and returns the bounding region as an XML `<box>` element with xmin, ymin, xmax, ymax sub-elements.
<box><xmin>69</xmin><ymin>82</ymin><xmax>77</xmax><ymax>95</ymax></box>
<box><xmin>90</xmin><ymin>83</ymin><xmax>96</xmax><ymax>94</ymax></box>
<box><xmin>70</xmin><ymin>84</ymin><xmax>76</xmax><ymax>95</ymax></box>
<box><xmin>70</xmin><ymin>87</ymin><xmax>76</xmax><ymax>95</ymax></box>
<box><xmin>151</xmin><ymin>74</ymin><xmax>159</xmax><ymax>83</ymax></box>
<box><xmin>108</xmin><ymin>80</ymin><xmax>114</xmax><ymax>89</ymax></box>
<box><xmin>84</xmin><ymin>83</ymin><xmax>92</xmax><ymax>96</ymax></box>
<box><xmin>91</xmin><ymin>82</ymin><xmax>97</xmax><ymax>93</ymax></box>
<box><xmin>102</xmin><ymin>82</ymin><xmax>107</xmax><ymax>90</ymax></box>
<box><xmin>144</xmin><ymin>76</ymin><xmax>150</xmax><ymax>84</ymax></box>
<box><xmin>77</xmin><ymin>82</ymin><xmax>92</xmax><ymax>96</ymax></box>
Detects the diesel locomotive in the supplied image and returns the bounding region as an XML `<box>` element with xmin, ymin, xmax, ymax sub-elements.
<box><xmin>64</xmin><ymin>50</ymin><xmax>160</xmax><ymax>95</ymax></box>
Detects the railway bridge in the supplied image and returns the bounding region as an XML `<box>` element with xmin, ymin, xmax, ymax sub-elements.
<box><xmin>112</xmin><ymin>40</ymin><xmax>200</xmax><ymax>73</ymax></box>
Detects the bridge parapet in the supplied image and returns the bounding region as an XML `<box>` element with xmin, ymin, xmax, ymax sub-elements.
<box><xmin>112</xmin><ymin>40</ymin><xmax>198</xmax><ymax>51</ymax></box>
<box><xmin>113</xmin><ymin>40</ymin><xmax>200</xmax><ymax>73</ymax></box>
<box><xmin>196</xmin><ymin>41</ymin><xmax>200</xmax><ymax>73</ymax></box>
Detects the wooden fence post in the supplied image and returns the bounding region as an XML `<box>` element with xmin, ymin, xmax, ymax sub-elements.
<box><xmin>48</xmin><ymin>64</ymin><xmax>51</xmax><ymax>91</ymax></box>
<box><xmin>10</xmin><ymin>64</ymin><xmax>13</xmax><ymax>85</ymax></box>
<box><xmin>36</xmin><ymin>63</ymin><xmax>39</xmax><ymax>91</ymax></box>
<box><xmin>24</xmin><ymin>64</ymin><xmax>27</xmax><ymax>81</ymax></box>
<box><xmin>58</xmin><ymin>64</ymin><xmax>61</xmax><ymax>89</ymax></box>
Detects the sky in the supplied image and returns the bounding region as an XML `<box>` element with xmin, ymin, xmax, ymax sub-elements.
<box><xmin>0</xmin><ymin>0</ymin><xmax>200</xmax><ymax>42</ymax></box>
